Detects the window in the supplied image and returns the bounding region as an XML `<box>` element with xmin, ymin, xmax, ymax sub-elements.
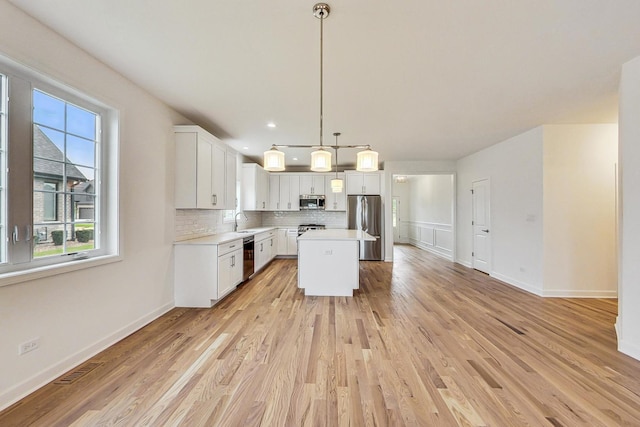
<box><xmin>0</xmin><ymin>54</ymin><xmax>118</xmax><ymax>278</ymax></box>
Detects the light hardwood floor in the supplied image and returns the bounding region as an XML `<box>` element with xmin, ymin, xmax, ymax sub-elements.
<box><xmin>2</xmin><ymin>245</ymin><xmax>639</xmax><ymax>426</ymax></box>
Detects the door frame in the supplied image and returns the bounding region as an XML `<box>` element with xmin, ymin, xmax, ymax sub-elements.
<box><xmin>471</xmin><ymin>178</ymin><xmax>491</xmax><ymax>274</ymax></box>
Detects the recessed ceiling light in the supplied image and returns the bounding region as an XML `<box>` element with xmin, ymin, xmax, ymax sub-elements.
<box><xmin>267</xmin><ymin>122</ymin><xmax>276</xmax><ymax>128</ymax></box>
<box><xmin>243</xmin><ymin>146</ymin><xmax>249</xmax><ymax>150</ymax></box>
<box><xmin>292</xmin><ymin>157</ymin><xmax>298</xmax><ymax>161</ymax></box>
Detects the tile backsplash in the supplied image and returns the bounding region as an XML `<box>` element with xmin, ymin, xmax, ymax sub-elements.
<box><xmin>175</xmin><ymin>210</ymin><xmax>262</xmax><ymax>241</ymax></box>
<box><xmin>262</xmin><ymin>210</ymin><xmax>347</xmax><ymax>229</ymax></box>
<box><xmin>175</xmin><ymin>209</ymin><xmax>347</xmax><ymax>241</ymax></box>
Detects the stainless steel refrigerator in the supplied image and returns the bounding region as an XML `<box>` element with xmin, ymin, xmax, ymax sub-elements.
<box><xmin>347</xmin><ymin>195</ymin><xmax>383</xmax><ymax>260</ymax></box>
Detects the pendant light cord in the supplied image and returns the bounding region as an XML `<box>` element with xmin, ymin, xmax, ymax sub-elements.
<box><xmin>319</xmin><ymin>10</ymin><xmax>324</xmax><ymax>149</ymax></box>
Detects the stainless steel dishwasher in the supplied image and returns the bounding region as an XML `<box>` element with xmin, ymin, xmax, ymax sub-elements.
<box><xmin>242</xmin><ymin>235</ymin><xmax>254</xmax><ymax>281</ymax></box>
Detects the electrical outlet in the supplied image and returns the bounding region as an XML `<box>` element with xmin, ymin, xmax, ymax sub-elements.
<box><xmin>19</xmin><ymin>338</ymin><xmax>40</xmax><ymax>355</ymax></box>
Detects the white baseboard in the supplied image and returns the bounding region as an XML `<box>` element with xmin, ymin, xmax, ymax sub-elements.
<box><xmin>0</xmin><ymin>301</ymin><xmax>175</xmax><ymax>412</ymax></box>
<box><xmin>490</xmin><ymin>272</ymin><xmax>544</xmax><ymax>296</ymax></box>
<box><xmin>409</xmin><ymin>240</ymin><xmax>453</xmax><ymax>261</ymax></box>
<box><xmin>456</xmin><ymin>259</ymin><xmax>472</xmax><ymax>268</ymax></box>
<box><xmin>619</xmin><ymin>338</ymin><xmax>640</xmax><ymax>362</ymax></box>
<box><xmin>541</xmin><ymin>289</ymin><xmax>618</xmax><ymax>298</ymax></box>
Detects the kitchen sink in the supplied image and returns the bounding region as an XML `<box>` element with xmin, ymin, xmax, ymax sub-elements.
<box><xmin>236</xmin><ymin>230</ymin><xmax>251</xmax><ymax>233</ymax></box>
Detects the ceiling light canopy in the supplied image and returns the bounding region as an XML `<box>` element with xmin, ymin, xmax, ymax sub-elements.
<box><xmin>262</xmin><ymin>3</ymin><xmax>379</xmax><ymax>173</ymax></box>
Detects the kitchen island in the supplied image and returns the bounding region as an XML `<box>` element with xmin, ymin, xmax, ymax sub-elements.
<box><xmin>297</xmin><ymin>229</ymin><xmax>375</xmax><ymax>296</ymax></box>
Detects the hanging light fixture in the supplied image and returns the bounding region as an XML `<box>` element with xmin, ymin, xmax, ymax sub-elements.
<box><xmin>330</xmin><ymin>132</ymin><xmax>343</xmax><ymax>192</ymax></box>
<box><xmin>263</xmin><ymin>145</ymin><xmax>285</xmax><ymax>171</ymax></box>
<box><xmin>356</xmin><ymin>146</ymin><xmax>379</xmax><ymax>172</ymax></box>
<box><xmin>310</xmin><ymin>3</ymin><xmax>332</xmax><ymax>172</ymax></box>
<box><xmin>262</xmin><ymin>3</ymin><xmax>380</xmax><ymax>172</ymax></box>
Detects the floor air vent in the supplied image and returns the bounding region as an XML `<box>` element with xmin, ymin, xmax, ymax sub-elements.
<box><xmin>54</xmin><ymin>362</ymin><xmax>103</xmax><ymax>385</ymax></box>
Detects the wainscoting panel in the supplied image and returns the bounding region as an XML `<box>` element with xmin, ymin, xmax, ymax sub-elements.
<box><xmin>404</xmin><ymin>221</ymin><xmax>453</xmax><ymax>260</ymax></box>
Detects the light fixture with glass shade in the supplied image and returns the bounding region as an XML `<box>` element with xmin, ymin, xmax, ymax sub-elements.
<box><xmin>330</xmin><ymin>132</ymin><xmax>343</xmax><ymax>192</ymax></box>
<box><xmin>262</xmin><ymin>3</ymin><xmax>379</xmax><ymax>173</ymax></box>
<box><xmin>263</xmin><ymin>145</ymin><xmax>285</xmax><ymax>171</ymax></box>
<box><xmin>356</xmin><ymin>146</ymin><xmax>379</xmax><ymax>172</ymax></box>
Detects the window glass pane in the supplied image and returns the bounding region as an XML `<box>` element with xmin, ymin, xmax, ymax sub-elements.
<box><xmin>34</xmin><ymin>125</ymin><xmax>65</xmax><ymax>161</ymax></box>
<box><xmin>66</xmin><ymin>103</ymin><xmax>96</xmax><ymax>139</ymax></box>
<box><xmin>33</xmin><ymin>90</ymin><xmax>65</xmax><ymax>131</ymax></box>
<box><xmin>72</xmin><ymin>178</ymin><xmax>95</xmax><ymax>195</ymax></box>
<box><xmin>66</xmin><ymin>135</ymin><xmax>95</xmax><ymax>167</ymax></box>
<box><xmin>34</xmin><ymin>158</ymin><xmax>66</xmax><ymax>181</ymax></box>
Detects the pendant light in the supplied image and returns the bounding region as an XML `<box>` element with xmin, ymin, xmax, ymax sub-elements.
<box><xmin>330</xmin><ymin>132</ymin><xmax>343</xmax><ymax>193</ymax></box>
<box><xmin>262</xmin><ymin>3</ymin><xmax>380</xmax><ymax>172</ymax></box>
<box><xmin>310</xmin><ymin>3</ymin><xmax>332</xmax><ymax>172</ymax></box>
<box><xmin>264</xmin><ymin>145</ymin><xmax>285</xmax><ymax>171</ymax></box>
<box><xmin>356</xmin><ymin>146</ymin><xmax>379</xmax><ymax>172</ymax></box>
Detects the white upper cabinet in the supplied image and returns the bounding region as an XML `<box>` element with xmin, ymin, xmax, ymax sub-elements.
<box><xmin>345</xmin><ymin>171</ymin><xmax>382</xmax><ymax>195</ymax></box>
<box><xmin>175</xmin><ymin>125</ymin><xmax>237</xmax><ymax>209</ymax></box>
<box><xmin>242</xmin><ymin>163</ymin><xmax>270</xmax><ymax>211</ymax></box>
<box><xmin>269</xmin><ymin>174</ymin><xmax>301</xmax><ymax>211</ymax></box>
<box><xmin>324</xmin><ymin>173</ymin><xmax>347</xmax><ymax>211</ymax></box>
<box><xmin>299</xmin><ymin>175</ymin><xmax>326</xmax><ymax>195</ymax></box>
<box><xmin>280</xmin><ymin>175</ymin><xmax>300</xmax><ymax>210</ymax></box>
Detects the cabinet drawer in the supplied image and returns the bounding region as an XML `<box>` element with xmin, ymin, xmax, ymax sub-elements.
<box><xmin>255</xmin><ymin>230</ymin><xmax>275</xmax><ymax>242</ymax></box>
<box><xmin>218</xmin><ymin>239</ymin><xmax>242</xmax><ymax>256</ymax></box>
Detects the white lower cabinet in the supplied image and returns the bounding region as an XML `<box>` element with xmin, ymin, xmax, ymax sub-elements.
<box><xmin>174</xmin><ymin>239</ymin><xmax>243</xmax><ymax>308</ymax></box>
<box><xmin>218</xmin><ymin>248</ymin><xmax>243</xmax><ymax>298</ymax></box>
<box><xmin>255</xmin><ymin>230</ymin><xmax>277</xmax><ymax>272</ymax></box>
<box><xmin>276</xmin><ymin>228</ymin><xmax>298</xmax><ymax>256</ymax></box>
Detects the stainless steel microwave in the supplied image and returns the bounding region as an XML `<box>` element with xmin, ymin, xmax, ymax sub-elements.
<box><xmin>299</xmin><ymin>195</ymin><xmax>325</xmax><ymax>210</ymax></box>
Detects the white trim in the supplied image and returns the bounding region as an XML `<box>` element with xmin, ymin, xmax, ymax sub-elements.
<box><xmin>0</xmin><ymin>301</ymin><xmax>174</xmax><ymax>411</ymax></box>
<box><xmin>541</xmin><ymin>289</ymin><xmax>618</xmax><ymax>298</ymax></box>
<box><xmin>0</xmin><ymin>254</ymin><xmax>122</xmax><ymax>288</ymax></box>
<box><xmin>490</xmin><ymin>272</ymin><xmax>544</xmax><ymax>296</ymax></box>
<box><xmin>456</xmin><ymin>259</ymin><xmax>472</xmax><ymax>268</ymax></box>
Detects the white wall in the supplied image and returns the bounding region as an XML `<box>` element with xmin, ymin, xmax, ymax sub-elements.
<box><xmin>0</xmin><ymin>2</ymin><xmax>186</xmax><ymax>409</ymax></box>
<box><xmin>456</xmin><ymin>127</ymin><xmax>544</xmax><ymax>294</ymax></box>
<box><xmin>407</xmin><ymin>175</ymin><xmax>454</xmax><ymax>224</ymax></box>
<box><xmin>618</xmin><ymin>55</ymin><xmax>640</xmax><ymax>361</ymax></box>
<box><xmin>543</xmin><ymin>125</ymin><xmax>618</xmax><ymax>297</ymax></box>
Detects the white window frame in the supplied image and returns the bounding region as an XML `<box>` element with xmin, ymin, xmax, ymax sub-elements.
<box><xmin>0</xmin><ymin>53</ymin><xmax>120</xmax><ymax>286</ymax></box>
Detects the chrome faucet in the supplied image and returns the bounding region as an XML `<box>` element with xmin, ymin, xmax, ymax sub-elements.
<box><xmin>234</xmin><ymin>211</ymin><xmax>248</xmax><ymax>232</ymax></box>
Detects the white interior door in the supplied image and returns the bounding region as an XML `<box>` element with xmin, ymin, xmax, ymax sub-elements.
<box><xmin>472</xmin><ymin>179</ymin><xmax>491</xmax><ymax>274</ymax></box>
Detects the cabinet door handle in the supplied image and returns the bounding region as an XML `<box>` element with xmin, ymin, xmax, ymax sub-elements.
<box><xmin>270</xmin><ymin>239</ymin><xmax>273</xmax><ymax>247</ymax></box>
<box><xmin>277</xmin><ymin>202</ymin><xmax>279</xmax><ymax>209</ymax></box>
<box><xmin>288</xmin><ymin>202</ymin><xmax>291</xmax><ymax>210</ymax></box>
<box><xmin>212</xmin><ymin>194</ymin><xmax>217</xmax><ymax>205</ymax></box>
<box><xmin>12</xmin><ymin>225</ymin><xmax>19</xmax><ymax>244</ymax></box>
<box><xmin>25</xmin><ymin>225</ymin><xmax>31</xmax><ymax>242</ymax></box>
<box><xmin>230</xmin><ymin>245</ymin><xmax>236</xmax><ymax>248</ymax></box>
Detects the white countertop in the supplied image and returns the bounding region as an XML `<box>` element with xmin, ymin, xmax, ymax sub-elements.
<box><xmin>297</xmin><ymin>229</ymin><xmax>376</xmax><ymax>241</ymax></box>
<box><xmin>174</xmin><ymin>227</ymin><xmax>276</xmax><ymax>245</ymax></box>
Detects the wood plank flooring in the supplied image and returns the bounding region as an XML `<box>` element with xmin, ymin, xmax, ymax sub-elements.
<box><xmin>2</xmin><ymin>245</ymin><xmax>639</xmax><ymax>426</ymax></box>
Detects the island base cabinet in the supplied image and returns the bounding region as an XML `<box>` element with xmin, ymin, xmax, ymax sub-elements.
<box><xmin>298</xmin><ymin>239</ymin><xmax>359</xmax><ymax>296</ymax></box>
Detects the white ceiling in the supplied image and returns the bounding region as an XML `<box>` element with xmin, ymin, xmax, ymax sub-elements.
<box><xmin>9</xmin><ymin>0</ymin><xmax>640</xmax><ymax>168</ymax></box>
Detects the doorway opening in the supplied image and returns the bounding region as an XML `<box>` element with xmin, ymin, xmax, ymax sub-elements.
<box><xmin>391</xmin><ymin>173</ymin><xmax>455</xmax><ymax>261</ymax></box>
